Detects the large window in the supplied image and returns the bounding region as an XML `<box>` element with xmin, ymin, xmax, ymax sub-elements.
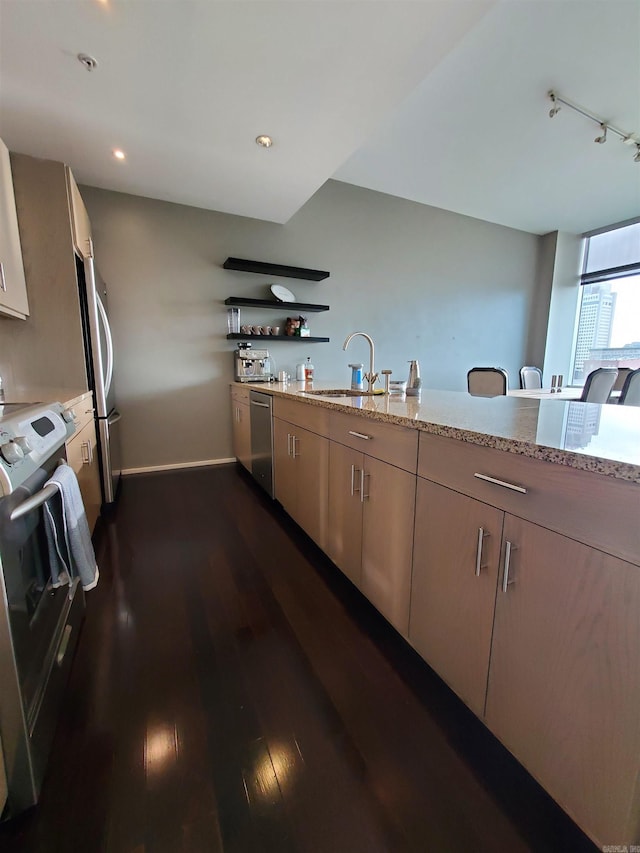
<box><xmin>571</xmin><ymin>221</ymin><xmax>640</xmax><ymax>385</ymax></box>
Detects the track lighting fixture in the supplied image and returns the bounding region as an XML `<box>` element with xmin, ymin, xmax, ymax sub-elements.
<box><xmin>547</xmin><ymin>90</ymin><xmax>639</xmax><ymax>163</ymax></box>
<box><xmin>594</xmin><ymin>124</ymin><xmax>608</xmax><ymax>144</ymax></box>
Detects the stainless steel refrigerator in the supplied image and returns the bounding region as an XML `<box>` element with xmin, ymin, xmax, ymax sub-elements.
<box><xmin>76</xmin><ymin>253</ymin><xmax>122</xmax><ymax>504</ymax></box>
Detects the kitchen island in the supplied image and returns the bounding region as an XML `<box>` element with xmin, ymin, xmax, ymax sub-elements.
<box><xmin>232</xmin><ymin>380</ymin><xmax>640</xmax><ymax>849</ymax></box>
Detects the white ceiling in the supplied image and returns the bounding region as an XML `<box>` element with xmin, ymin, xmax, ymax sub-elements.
<box><xmin>0</xmin><ymin>0</ymin><xmax>638</xmax><ymax>235</ymax></box>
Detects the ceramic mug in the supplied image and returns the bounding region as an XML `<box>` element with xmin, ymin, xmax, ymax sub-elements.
<box><xmin>261</xmin><ymin>326</ymin><xmax>272</xmax><ymax>335</ymax></box>
<box><xmin>252</xmin><ymin>325</ymin><xmax>262</xmax><ymax>335</ymax></box>
<box><xmin>241</xmin><ymin>325</ymin><xmax>251</xmax><ymax>334</ymax></box>
<box><xmin>270</xmin><ymin>326</ymin><xmax>280</xmax><ymax>336</ymax></box>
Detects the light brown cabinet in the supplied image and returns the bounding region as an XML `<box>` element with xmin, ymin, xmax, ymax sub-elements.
<box><xmin>485</xmin><ymin>517</ymin><xmax>640</xmax><ymax>848</ymax></box>
<box><xmin>231</xmin><ymin>387</ymin><xmax>251</xmax><ymax>471</ymax></box>
<box><xmin>328</xmin><ymin>440</ymin><xmax>415</xmax><ymax>636</ymax></box>
<box><xmin>416</xmin><ymin>430</ymin><xmax>640</xmax><ymax>848</ymax></box>
<box><xmin>273</xmin><ymin>416</ymin><xmax>328</xmax><ymax>551</ymax></box>
<box><xmin>0</xmin><ymin>138</ymin><xmax>29</xmax><ymax>319</ymax></box>
<box><xmin>65</xmin><ymin>399</ymin><xmax>101</xmax><ymax>534</ymax></box>
<box><xmin>409</xmin><ymin>478</ymin><xmax>502</xmax><ymax>717</ymax></box>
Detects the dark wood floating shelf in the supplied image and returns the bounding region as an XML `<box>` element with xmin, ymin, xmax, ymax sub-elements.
<box><xmin>223</xmin><ymin>257</ymin><xmax>330</xmax><ymax>281</ymax></box>
<box><xmin>227</xmin><ymin>334</ymin><xmax>330</xmax><ymax>343</ymax></box>
<box><xmin>224</xmin><ymin>297</ymin><xmax>329</xmax><ymax>313</ymax></box>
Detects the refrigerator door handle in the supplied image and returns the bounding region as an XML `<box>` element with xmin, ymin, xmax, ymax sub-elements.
<box><xmin>96</xmin><ymin>292</ymin><xmax>114</xmax><ymax>398</ymax></box>
<box><xmin>107</xmin><ymin>410</ymin><xmax>122</xmax><ymax>426</ymax></box>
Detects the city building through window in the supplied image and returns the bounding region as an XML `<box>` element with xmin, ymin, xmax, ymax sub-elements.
<box><xmin>571</xmin><ymin>221</ymin><xmax>640</xmax><ymax>385</ymax></box>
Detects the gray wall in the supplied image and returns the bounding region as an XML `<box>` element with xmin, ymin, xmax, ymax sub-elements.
<box><xmin>80</xmin><ymin>179</ymin><xmax>542</xmax><ymax>471</ymax></box>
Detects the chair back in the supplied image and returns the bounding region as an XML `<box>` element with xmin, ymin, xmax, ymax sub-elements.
<box><xmin>467</xmin><ymin>367</ymin><xmax>508</xmax><ymax>397</ymax></box>
<box><xmin>618</xmin><ymin>369</ymin><xmax>640</xmax><ymax>406</ymax></box>
<box><xmin>579</xmin><ymin>368</ymin><xmax>618</xmax><ymax>403</ymax></box>
<box><xmin>519</xmin><ymin>366</ymin><xmax>542</xmax><ymax>389</ymax></box>
<box><xmin>612</xmin><ymin>367</ymin><xmax>633</xmax><ymax>392</ymax></box>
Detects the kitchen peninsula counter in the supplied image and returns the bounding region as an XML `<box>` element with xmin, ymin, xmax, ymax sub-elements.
<box><xmin>233</xmin><ymin>381</ymin><xmax>640</xmax><ymax>484</ymax></box>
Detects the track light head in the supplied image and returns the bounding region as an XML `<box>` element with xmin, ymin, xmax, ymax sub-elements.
<box><xmin>548</xmin><ymin>91</ymin><xmax>561</xmax><ymax>118</ymax></box>
<box><xmin>594</xmin><ymin>124</ymin><xmax>608</xmax><ymax>144</ymax></box>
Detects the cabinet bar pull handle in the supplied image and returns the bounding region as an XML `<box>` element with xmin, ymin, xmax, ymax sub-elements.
<box><xmin>81</xmin><ymin>441</ymin><xmax>90</xmax><ymax>464</ymax></box>
<box><xmin>287</xmin><ymin>433</ymin><xmax>292</xmax><ymax>457</ymax></box>
<box><xmin>361</xmin><ymin>470</ymin><xmax>370</xmax><ymax>503</ymax></box>
<box><xmin>502</xmin><ymin>540</ymin><xmax>517</xmax><ymax>592</ymax></box>
<box><xmin>474</xmin><ymin>473</ymin><xmax>527</xmax><ymax>494</ymax></box>
<box><xmin>348</xmin><ymin>430</ymin><xmax>372</xmax><ymax>441</ymax></box>
<box><xmin>350</xmin><ymin>464</ymin><xmax>355</xmax><ymax>496</ymax></box>
<box><xmin>251</xmin><ymin>400</ymin><xmax>270</xmax><ymax>409</ymax></box>
<box><xmin>56</xmin><ymin>625</ymin><xmax>73</xmax><ymax>666</ymax></box>
<box><xmin>475</xmin><ymin>527</ymin><xmax>489</xmax><ymax>576</ymax></box>
<box><xmin>292</xmin><ymin>435</ymin><xmax>298</xmax><ymax>459</ymax></box>
<box><xmin>0</xmin><ymin>262</ymin><xmax>6</xmax><ymax>292</ymax></box>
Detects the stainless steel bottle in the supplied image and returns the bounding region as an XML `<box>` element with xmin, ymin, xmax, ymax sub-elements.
<box><xmin>407</xmin><ymin>360</ymin><xmax>421</xmax><ymax>395</ymax></box>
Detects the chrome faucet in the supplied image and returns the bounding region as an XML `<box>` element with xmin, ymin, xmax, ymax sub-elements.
<box><xmin>343</xmin><ymin>331</ymin><xmax>378</xmax><ymax>392</ymax></box>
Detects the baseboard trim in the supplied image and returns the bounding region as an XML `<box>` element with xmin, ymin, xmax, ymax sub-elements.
<box><xmin>122</xmin><ymin>457</ymin><xmax>237</xmax><ymax>476</ymax></box>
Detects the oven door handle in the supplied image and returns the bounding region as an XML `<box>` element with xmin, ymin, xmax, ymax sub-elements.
<box><xmin>10</xmin><ymin>483</ymin><xmax>59</xmax><ymax>521</ymax></box>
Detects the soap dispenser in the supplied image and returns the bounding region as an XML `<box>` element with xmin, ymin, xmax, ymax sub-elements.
<box><xmin>349</xmin><ymin>363</ymin><xmax>364</xmax><ymax>391</ymax></box>
<box><xmin>304</xmin><ymin>357</ymin><xmax>314</xmax><ymax>381</ymax></box>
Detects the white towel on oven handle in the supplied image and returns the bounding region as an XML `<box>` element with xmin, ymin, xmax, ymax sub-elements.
<box><xmin>43</xmin><ymin>463</ymin><xmax>99</xmax><ymax>592</ymax></box>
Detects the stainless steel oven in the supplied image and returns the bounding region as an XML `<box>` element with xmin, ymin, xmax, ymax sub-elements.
<box><xmin>0</xmin><ymin>402</ymin><xmax>85</xmax><ymax>817</ymax></box>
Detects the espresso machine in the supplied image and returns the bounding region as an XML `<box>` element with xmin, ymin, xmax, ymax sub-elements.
<box><xmin>234</xmin><ymin>342</ymin><xmax>274</xmax><ymax>382</ymax></box>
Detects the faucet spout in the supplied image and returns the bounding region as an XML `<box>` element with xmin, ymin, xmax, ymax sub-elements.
<box><xmin>343</xmin><ymin>331</ymin><xmax>377</xmax><ymax>392</ymax></box>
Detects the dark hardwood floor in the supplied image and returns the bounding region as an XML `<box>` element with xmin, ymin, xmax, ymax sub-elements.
<box><xmin>0</xmin><ymin>464</ymin><xmax>598</xmax><ymax>853</ymax></box>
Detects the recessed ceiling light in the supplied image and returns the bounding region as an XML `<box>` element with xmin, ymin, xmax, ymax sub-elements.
<box><xmin>113</xmin><ymin>149</ymin><xmax>126</xmax><ymax>161</ymax></box>
<box><xmin>255</xmin><ymin>135</ymin><xmax>273</xmax><ymax>148</ymax></box>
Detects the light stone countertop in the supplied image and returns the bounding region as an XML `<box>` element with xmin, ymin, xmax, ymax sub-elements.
<box><xmin>234</xmin><ymin>380</ymin><xmax>640</xmax><ymax>484</ymax></box>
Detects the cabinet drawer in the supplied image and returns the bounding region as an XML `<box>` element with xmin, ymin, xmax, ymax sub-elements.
<box><xmin>273</xmin><ymin>397</ymin><xmax>329</xmax><ymax>437</ymax></box>
<box><xmin>231</xmin><ymin>384</ymin><xmax>250</xmax><ymax>405</ymax></box>
<box><xmin>330</xmin><ymin>411</ymin><xmax>418</xmax><ymax>473</ymax></box>
<box><xmin>67</xmin><ymin>398</ymin><xmax>95</xmax><ymax>434</ymax></box>
<box><xmin>418</xmin><ymin>432</ymin><xmax>640</xmax><ymax>565</ymax></box>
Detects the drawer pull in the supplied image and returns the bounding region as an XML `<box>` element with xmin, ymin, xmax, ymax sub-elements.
<box><xmin>0</xmin><ymin>261</ymin><xmax>6</xmax><ymax>292</ymax></box>
<box><xmin>81</xmin><ymin>441</ymin><xmax>91</xmax><ymax>464</ymax></box>
<box><xmin>348</xmin><ymin>430</ymin><xmax>372</xmax><ymax>441</ymax></box>
<box><xmin>502</xmin><ymin>540</ymin><xmax>517</xmax><ymax>592</ymax></box>
<box><xmin>475</xmin><ymin>527</ymin><xmax>489</xmax><ymax>576</ymax></box>
<box><xmin>474</xmin><ymin>472</ymin><xmax>527</xmax><ymax>494</ymax></box>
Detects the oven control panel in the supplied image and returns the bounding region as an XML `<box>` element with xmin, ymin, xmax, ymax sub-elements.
<box><xmin>0</xmin><ymin>403</ymin><xmax>75</xmax><ymax>496</ymax></box>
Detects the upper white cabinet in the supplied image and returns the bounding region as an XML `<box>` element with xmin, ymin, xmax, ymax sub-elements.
<box><xmin>0</xmin><ymin>138</ymin><xmax>29</xmax><ymax>319</ymax></box>
<box><xmin>65</xmin><ymin>167</ymin><xmax>93</xmax><ymax>259</ymax></box>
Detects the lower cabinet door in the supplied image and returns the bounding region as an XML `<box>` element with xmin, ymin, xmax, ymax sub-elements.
<box><xmin>66</xmin><ymin>419</ymin><xmax>101</xmax><ymax>534</ymax></box>
<box><xmin>273</xmin><ymin>418</ymin><xmax>296</xmax><ymax>515</ymax></box>
<box><xmin>361</xmin><ymin>456</ymin><xmax>415</xmax><ymax>637</ymax></box>
<box><xmin>293</xmin><ymin>426</ymin><xmax>329</xmax><ymax>552</ymax></box>
<box><xmin>409</xmin><ymin>479</ymin><xmax>503</xmax><ymax>717</ymax></box>
<box><xmin>485</xmin><ymin>516</ymin><xmax>640</xmax><ymax>848</ymax></box>
<box><xmin>232</xmin><ymin>401</ymin><xmax>251</xmax><ymax>470</ymax></box>
<box><xmin>327</xmin><ymin>442</ymin><xmax>364</xmax><ymax>587</ymax></box>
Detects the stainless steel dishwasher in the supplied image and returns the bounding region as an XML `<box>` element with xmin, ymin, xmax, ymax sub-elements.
<box><xmin>249</xmin><ymin>391</ymin><xmax>274</xmax><ymax>497</ymax></box>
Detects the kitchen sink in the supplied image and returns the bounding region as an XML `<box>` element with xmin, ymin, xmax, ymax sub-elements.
<box><xmin>298</xmin><ymin>388</ymin><xmax>380</xmax><ymax>397</ymax></box>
